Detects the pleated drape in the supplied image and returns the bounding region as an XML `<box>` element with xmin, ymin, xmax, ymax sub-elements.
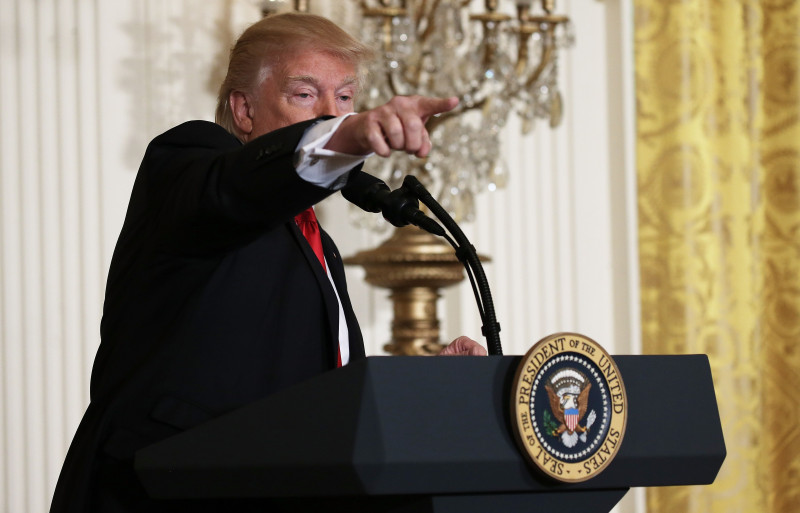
<box><xmin>635</xmin><ymin>0</ymin><xmax>800</xmax><ymax>511</ymax></box>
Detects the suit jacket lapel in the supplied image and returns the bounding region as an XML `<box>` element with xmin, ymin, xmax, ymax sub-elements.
<box><xmin>321</xmin><ymin>233</ymin><xmax>365</xmax><ymax>361</ymax></box>
<box><xmin>288</xmin><ymin>221</ymin><xmax>340</xmax><ymax>360</ymax></box>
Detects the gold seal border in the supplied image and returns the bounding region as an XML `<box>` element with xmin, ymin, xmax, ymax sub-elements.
<box><xmin>510</xmin><ymin>332</ymin><xmax>628</xmax><ymax>483</ymax></box>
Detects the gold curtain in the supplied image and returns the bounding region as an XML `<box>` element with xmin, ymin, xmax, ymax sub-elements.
<box><xmin>635</xmin><ymin>0</ymin><xmax>800</xmax><ymax>512</ymax></box>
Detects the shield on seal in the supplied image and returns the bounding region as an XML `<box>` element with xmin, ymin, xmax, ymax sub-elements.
<box><xmin>565</xmin><ymin>408</ymin><xmax>579</xmax><ymax>432</ymax></box>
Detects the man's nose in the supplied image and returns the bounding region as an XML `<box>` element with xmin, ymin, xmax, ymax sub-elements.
<box><xmin>315</xmin><ymin>95</ymin><xmax>338</xmax><ymax>118</ymax></box>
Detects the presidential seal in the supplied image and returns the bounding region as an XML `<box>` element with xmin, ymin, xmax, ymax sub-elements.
<box><xmin>511</xmin><ymin>333</ymin><xmax>627</xmax><ymax>482</ymax></box>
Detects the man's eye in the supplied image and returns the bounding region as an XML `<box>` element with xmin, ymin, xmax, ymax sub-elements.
<box><xmin>297</xmin><ymin>93</ymin><xmax>312</xmax><ymax>99</ymax></box>
<box><xmin>338</xmin><ymin>95</ymin><xmax>352</xmax><ymax>102</ymax></box>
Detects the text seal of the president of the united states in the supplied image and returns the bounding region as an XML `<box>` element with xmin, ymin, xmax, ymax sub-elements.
<box><xmin>511</xmin><ymin>333</ymin><xmax>627</xmax><ymax>482</ymax></box>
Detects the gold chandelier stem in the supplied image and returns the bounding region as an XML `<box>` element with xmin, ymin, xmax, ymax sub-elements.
<box><xmin>414</xmin><ymin>0</ymin><xmax>427</xmax><ymax>30</ymax></box>
<box><xmin>344</xmin><ymin>226</ymin><xmax>472</xmax><ymax>356</ymax></box>
<box><xmin>386</xmin><ymin>66</ymin><xmax>403</xmax><ymax>96</ymax></box>
<box><xmin>480</xmin><ymin>19</ymin><xmax>498</xmax><ymax>70</ymax></box>
<box><xmin>524</xmin><ymin>26</ymin><xmax>556</xmax><ymax>89</ymax></box>
<box><xmin>516</xmin><ymin>33</ymin><xmax>531</xmax><ymax>76</ymax></box>
<box><xmin>381</xmin><ymin>15</ymin><xmax>394</xmax><ymax>53</ymax></box>
<box><xmin>418</xmin><ymin>0</ymin><xmax>443</xmax><ymax>45</ymax></box>
<box><xmin>388</xmin><ymin>286</ymin><xmax>444</xmax><ymax>355</ymax></box>
<box><xmin>424</xmin><ymin>97</ymin><xmax>487</xmax><ymax>134</ymax></box>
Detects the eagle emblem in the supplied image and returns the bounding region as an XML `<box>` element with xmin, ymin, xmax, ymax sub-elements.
<box><xmin>544</xmin><ymin>368</ymin><xmax>597</xmax><ymax>448</ymax></box>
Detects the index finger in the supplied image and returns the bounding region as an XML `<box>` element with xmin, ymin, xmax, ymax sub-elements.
<box><xmin>415</xmin><ymin>96</ymin><xmax>459</xmax><ymax>121</ymax></box>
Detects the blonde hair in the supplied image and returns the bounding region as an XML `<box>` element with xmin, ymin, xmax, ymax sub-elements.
<box><xmin>215</xmin><ymin>13</ymin><xmax>374</xmax><ymax>136</ymax></box>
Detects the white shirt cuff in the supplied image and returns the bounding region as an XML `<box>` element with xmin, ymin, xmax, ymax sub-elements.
<box><xmin>294</xmin><ymin>114</ymin><xmax>372</xmax><ymax>190</ymax></box>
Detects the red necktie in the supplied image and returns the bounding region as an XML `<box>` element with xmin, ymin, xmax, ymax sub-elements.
<box><xmin>295</xmin><ymin>207</ymin><xmax>342</xmax><ymax>367</ymax></box>
<box><xmin>295</xmin><ymin>207</ymin><xmax>326</xmax><ymax>271</ymax></box>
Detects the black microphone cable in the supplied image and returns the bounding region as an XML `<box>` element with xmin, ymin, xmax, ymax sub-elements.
<box><xmin>399</xmin><ymin>175</ymin><xmax>503</xmax><ymax>356</ymax></box>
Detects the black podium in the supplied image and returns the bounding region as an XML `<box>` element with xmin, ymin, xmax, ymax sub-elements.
<box><xmin>136</xmin><ymin>355</ymin><xmax>725</xmax><ymax>512</ymax></box>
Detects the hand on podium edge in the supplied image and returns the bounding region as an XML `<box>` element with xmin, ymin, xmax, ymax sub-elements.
<box><xmin>439</xmin><ymin>336</ymin><xmax>487</xmax><ymax>356</ymax></box>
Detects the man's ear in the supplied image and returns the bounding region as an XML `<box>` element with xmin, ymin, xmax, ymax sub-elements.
<box><xmin>230</xmin><ymin>91</ymin><xmax>254</xmax><ymax>141</ymax></box>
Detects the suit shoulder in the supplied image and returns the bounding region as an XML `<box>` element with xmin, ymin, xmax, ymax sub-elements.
<box><xmin>150</xmin><ymin>121</ymin><xmax>240</xmax><ymax>151</ymax></box>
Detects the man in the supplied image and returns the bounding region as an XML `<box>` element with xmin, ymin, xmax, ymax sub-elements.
<box><xmin>51</xmin><ymin>12</ymin><xmax>484</xmax><ymax>513</ymax></box>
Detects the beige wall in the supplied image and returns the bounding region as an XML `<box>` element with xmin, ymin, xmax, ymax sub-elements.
<box><xmin>0</xmin><ymin>1</ymin><xmax>639</xmax><ymax>511</ymax></box>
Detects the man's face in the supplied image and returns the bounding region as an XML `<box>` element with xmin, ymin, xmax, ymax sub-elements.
<box><xmin>246</xmin><ymin>49</ymin><xmax>358</xmax><ymax>141</ymax></box>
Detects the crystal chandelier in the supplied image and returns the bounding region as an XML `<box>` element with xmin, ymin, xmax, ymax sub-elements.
<box><xmin>257</xmin><ymin>0</ymin><xmax>574</xmax><ymax>224</ymax></box>
<box><xmin>354</xmin><ymin>0</ymin><xmax>574</xmax><ymax>226</ymax></box>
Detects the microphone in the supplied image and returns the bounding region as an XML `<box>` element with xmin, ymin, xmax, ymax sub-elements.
<box><xmin>342</xmin><ymin>172</ymin><xmax>444</xmax><ymax>236</ymax></box>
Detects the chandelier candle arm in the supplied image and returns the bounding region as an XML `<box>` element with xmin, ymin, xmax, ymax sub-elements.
<box><xmin>418</xmin><ymin>0</ymin><xmax>443</xmax><ymax>43</ymax></box>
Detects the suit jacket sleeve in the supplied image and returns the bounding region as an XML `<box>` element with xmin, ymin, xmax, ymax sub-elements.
<box><xmin>135</xmin><ymin>119</ymin><xmax>353</xmax><ymax>255</ymax></box>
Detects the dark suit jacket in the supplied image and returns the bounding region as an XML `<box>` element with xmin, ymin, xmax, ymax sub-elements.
<box><xmin>50</xmin><ymin>119</ymin><xmax>366</xmax><ymax>512</ymax></box>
